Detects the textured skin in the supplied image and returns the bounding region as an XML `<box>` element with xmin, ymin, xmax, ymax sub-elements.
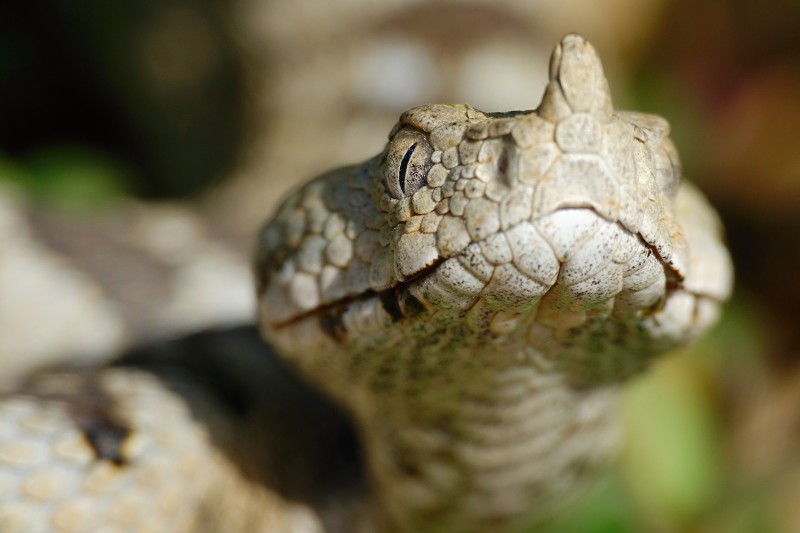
<box><xmin>0</xmin><ymin>370</ymin><xmax>260</xmax><ymax>533</ymax></box>
<box><xmin>0</xmin><ymin>35</ymin><xmax>732</xmax><ymax>532</ymax></box>
<box><xmin>0</xmin><ymin>371</ymin><xmax>218</xmax><ymax>533</ymax></box>
<box><xmin>255</xmin><ymin>35</ymin><xmax>732</xmax><ymax>531</ymax></box>
<box><xmin>0</xmin><ymin>330</ymin><xmax>341</xmax><ymax>533</ymax></box>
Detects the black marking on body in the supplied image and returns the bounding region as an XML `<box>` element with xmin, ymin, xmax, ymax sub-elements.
<box><xmin>78</xmin><ymin>412</ymin><xmax>130</xmax><ymax>465</ymax></box>
<box><xmin>72</xmin><ymin>377</ymin><xmax>131</xmax><ymax>465</ymax></box>
<box><xmin>9</xmin><ymin>372</ymin><xmax>133</xmax><ymax>465</ymax></box>
<box><xmin>40</xmin><ymin>373</ymin><xmax>134</xmax><ymax>466</ymax></box>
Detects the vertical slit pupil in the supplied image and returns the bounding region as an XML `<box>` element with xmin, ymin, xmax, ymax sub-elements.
<box><xmin>398</xmin><ymin>143</ymin><xmax>417</xmax><ymax>195</ymax></box>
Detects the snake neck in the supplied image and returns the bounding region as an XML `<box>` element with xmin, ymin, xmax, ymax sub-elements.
<box><xmin>277</xmin><ymin>320</ymin><xmax>622</xmax><ymax>532</ymax></box>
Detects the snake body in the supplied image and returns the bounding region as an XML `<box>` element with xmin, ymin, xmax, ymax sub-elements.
<box><xmin>0</xmin><ymin>35</ymin><xmax>731</xmax><ymax>532</ymax></box>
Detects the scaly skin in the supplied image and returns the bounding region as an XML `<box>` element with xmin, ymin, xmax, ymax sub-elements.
<box><xmin>255</xmin><ymin>35</ymin><xmax>732</xmax><ymax>531</ymax></box>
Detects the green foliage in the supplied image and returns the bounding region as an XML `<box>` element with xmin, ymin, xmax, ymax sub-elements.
<box><xmin>621</xmin><ymin>353</ymin><xmax>723</xmax><ymax>525</ymax></box>
<box><xmin>534</xmin><ymin>476</ymin><xmax>638</xmax><ymax>533</ymax></box>
<box><xmin>0</xmin><ymin>146</ymin><xmax>130</xmax><ymax>209</ymax></box>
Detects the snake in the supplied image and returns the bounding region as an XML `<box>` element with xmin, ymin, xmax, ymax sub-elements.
<box><xmin>0</xmin><ymin>35</ymin><xmax>732</xmax><ymax>532</ymax></box>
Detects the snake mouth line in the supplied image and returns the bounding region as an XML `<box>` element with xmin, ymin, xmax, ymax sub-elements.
<box><xmin>269</xmin><ymin>258</ymin><xmax>446</xmax><ymax>335</ymax></box>
<box><xmin>269</xmin><ymin>209</ymin><xmax>690</xmax><ymax>337</ymax></box>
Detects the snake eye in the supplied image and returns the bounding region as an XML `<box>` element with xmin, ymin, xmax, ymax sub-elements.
<box><xmin>383</xmin><ymin>129</ymin><xmax>433</xmax><ymax>199</ymax></box>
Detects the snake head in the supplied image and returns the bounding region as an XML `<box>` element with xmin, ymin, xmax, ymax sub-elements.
<box><xmin>256</xmin><ymin>34</ymin><xmax>729</xmax><ymax>353</ymax></box>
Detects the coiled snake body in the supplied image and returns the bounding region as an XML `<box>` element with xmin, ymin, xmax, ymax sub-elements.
<box><xmin>0</xmin><ymin>35</ymin><xmax>732</xmax><ymax>532</ymax></box>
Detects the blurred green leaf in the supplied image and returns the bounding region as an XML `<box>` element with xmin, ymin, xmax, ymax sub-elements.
<box><xmin>693</xmin><ymin>294</ymin><xmax>770</xmax><ymax>366</ymax></box>
<box><xmin>534</xmin><ymin>475</ymin><xmax>638</xmax><ymax>533</ymax></box>
<box><xmin>0</xmin><ymin>153</ymin><xmax>33</xmax><ymax>185</ymax></box>
<box><xmin>621</xmin><ymin>353</ymin><xmax>723</xmax><ymax>525</ymax></box>
<box><xmin>0</xmin><ymin>145</ymin><xmax>131</xmax><ymax>209</ymax></box>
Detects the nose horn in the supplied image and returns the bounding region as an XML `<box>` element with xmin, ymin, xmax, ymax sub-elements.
<box><xmin>537</xmin><ymin>34</ymin><xmax>613</xmax><ymax>123</ymax></box>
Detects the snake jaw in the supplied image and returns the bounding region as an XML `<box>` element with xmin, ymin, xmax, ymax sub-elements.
<box><xmin>253</xmin><ymin>28</ymin><xmax>732</xmax><ymax>396</ymax></box>
<box><xmin>253</xmin><ymin>34</ymin><xmax>730</xmax><ymax>389</ymax></box>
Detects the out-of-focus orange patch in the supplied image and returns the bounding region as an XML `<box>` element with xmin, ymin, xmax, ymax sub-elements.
<box><xmin>705</xmin><ymin>64</ymin><xmax>800</xmax><ymax>219</ymax></box>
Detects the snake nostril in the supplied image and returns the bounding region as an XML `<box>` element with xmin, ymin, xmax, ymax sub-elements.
<box><xmin>497</xmin><ymin>150</ymin><xmax>509</xmax><ymax>175</ymax></box>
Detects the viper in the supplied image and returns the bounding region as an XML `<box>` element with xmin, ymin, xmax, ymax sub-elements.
<box><xmin>0</xmin><ymin>35</ymin><xmax>732</xmax><ymax>532</ymax></box>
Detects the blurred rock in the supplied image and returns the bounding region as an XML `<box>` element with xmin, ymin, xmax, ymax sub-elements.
<box><xmin>0</xmin><ymin>185</ymin><xmax>123</xmax><ymax>384</ymax></box>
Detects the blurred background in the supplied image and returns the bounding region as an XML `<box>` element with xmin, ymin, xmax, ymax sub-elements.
<box><xmin>1</xmin><ymin>0</ymin><xmax>799</xmax><ymax>530</ymax></box>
